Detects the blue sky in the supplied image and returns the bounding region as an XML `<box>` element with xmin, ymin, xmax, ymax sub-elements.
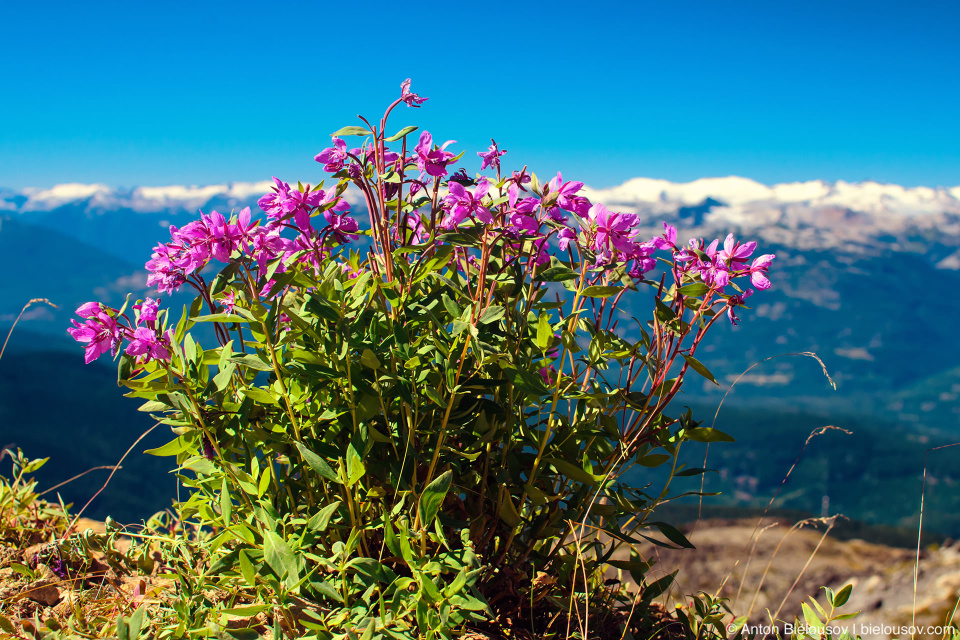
<box><xmin>2</xmin><ymin>0</ymin><xmax>959</xmax><ymax>189</ymax></box>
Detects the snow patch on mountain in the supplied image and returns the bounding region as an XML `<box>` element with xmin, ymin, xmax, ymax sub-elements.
<box><xmin>581</xmin><ymin>176</ymin><xmax>960</xmax><ymax>217</ymax></box>
<box><xmin>5</xmin><ymin>181</ymin><xmax>364</xmax><ymax>215</ymax></box>
<box><xmin>5</xmin><ymin>176</ymin><xmax>960</xmax><ymax>255</ymax></box>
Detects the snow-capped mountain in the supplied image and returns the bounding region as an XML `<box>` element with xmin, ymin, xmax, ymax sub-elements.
<box><xmin>581</xmin><ymin>176</ymin><xmax>960</xmax><ymax>256</ymax></box>
<box><xmin>5</xmin><ymin>175</ymin><xmax>960</xmax><ymax>259</ymax></box>
<box><xmin>0</xmin><ymin>181</ymin><xmax>365</xmax><ymax>215</ymax></box>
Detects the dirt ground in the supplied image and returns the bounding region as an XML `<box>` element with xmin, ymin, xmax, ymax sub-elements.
<box><xmin>610</xmin><ymin>517</ymin><xmax>959</xmax><ymax>639</ymax></box>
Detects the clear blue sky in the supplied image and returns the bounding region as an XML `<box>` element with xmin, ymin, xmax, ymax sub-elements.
<box><xmin>2</xmin><ymin>0</ymin><xmax>958</xmax><ymax>189</ymax></box>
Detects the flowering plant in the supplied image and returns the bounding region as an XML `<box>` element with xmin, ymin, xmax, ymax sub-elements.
<box><xmin>70</xmin><ymin>80</ymin><xmax>774</xmax><ymax>639</ymax></box>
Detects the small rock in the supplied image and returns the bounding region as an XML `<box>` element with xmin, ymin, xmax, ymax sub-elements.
<box><xmin>24</xmin><ymin>579</ymin><xmax>61</xmax><ymax>607</ymax></box>
<box><xmin>73</xmin><ymin>518</ymin><xmax>106</xmax><ymax>534</ymax></box>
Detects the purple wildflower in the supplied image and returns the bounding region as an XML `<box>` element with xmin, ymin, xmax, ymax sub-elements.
<box><xmin>125</xmin><ymin>327</ymin><xmax>171</xmax><ymax>363</ymax></box>
<box><xmin>652</xmin><ymin>223</ymin><xmax>678</xmax><ymax>250</ymax></box>
<box><xmin>547</xmin><ymin>172</ymin><xmax>590</xmax><ymax>217</ymax></box>
<box><xmin>587</xmin><ymin>203</ymin><xmax>639</xmax><ymax>258</ymax></box>
<box><xmin>746</xmin><ymin>254</ymin><xmax>775</xmax><ymax>290</ymax></box>
<box><xmin>322</xmin><ymin>210</ymin><xmax>360</xmax><ymax>244</ymax></box>
<box><xmin>76</xmin><ymin>302</ymin><xmax>102</xmax><ymax>318</ymax></box>
<box><xmin>400</xmin><ymin>78</ymin><xmax>428</xmax><ymax>107</ymax></box>
<box><xmin>257</xmin><ymin>177</ymin><xmax>292</xmax><ymax>219</ymax></box>
<box><xmin>202</xmin><ymin>434</ymin><xmax>216</xmax><ymax>460</ymax></box>
<box><xmin>441</xmin><ymin>178</ymin><xmax>493</xmax><ymax>229</ymax></box>
<box><xmin>135</xmin><ymin>298</ymin><xmax>160</xmax><ymax>324</ymax></box>
<box><xmin>414</xmin><ymin>131</ymin><xmax>457</xmax><ymax>178</ymax></box>
<box><xmin>717</xmin><ymin>233</ymin><xmax>756</xmax><ymax>268</ymax></box>
<box><xmin>315</xmin><ymin>137</ymin><xmax>349</xmax><ymax>173</ymax></box>
<box><xmin>726</xmin><ymin>289</ymin><xmax>754</xmax><ymax>325</ymax></box>
<box><xmin>68</xmin><ymin>310</ymin><xmax>125</xmax><ymax>364</ymax></box>
<box><xmin>478</xmin><ymin>140</ymin><xmax>506</xmax><ymax>172</ymax></box>
<box><xmin>558</xmin><ymin>227</ymin><xmax>578</xmax><ymax>251</ymax></box>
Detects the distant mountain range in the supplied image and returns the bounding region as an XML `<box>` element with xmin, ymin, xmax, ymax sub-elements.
<box><xmin>2</xmin><ymin>176</ymin><xmax>959</xmax><ymax>531</ymax></box>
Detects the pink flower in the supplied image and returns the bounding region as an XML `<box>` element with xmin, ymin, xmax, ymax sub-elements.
<box><xmin>414</xmin><ymin>131</ymin><xmax>456</xmax><ymax>178</ymax></box>
<box><xmin>746</xmin><ymin>254</ymin><xmax>775</xmax><ymax>290</ymax></box>
<box><xmin>258</xmin><ymin>177</ymin><xmax>292</xmax><ymax>218</ymax></box>
<box><xmin>441</xmin><ymin>178</ymin><xmax>493</xmax><ymax>229</ymax></box>
<box><xmin>651</xmin><ymin>222</ymin><xmax>678</xmax><ymax>250</ymax></box>
<box><xmin>145</xmin><ymin>242</ymin><xmax>190</xmax><ymax>294</ymax></box>
<box><xmin>587</xmin><ymin>203</ymin><xmax>639</xmax><ymax>257</ymax></box>
<box><xmin>75</xmin><ymin>302</ymin><xmax>102</xmax><ymax>318</ymax></box>
<box><xmin>249</xmin><ymin>222</ymin><xmax>290</xmax><ymax>271</ymax></box>
<box><xmin>726</xmin><ymin>289</ymin><xmax>754</xmax><ymax>325</ymax></box>
<box><xmin>68</xmin><ymin>310</ymin><xmax>124</xmax><ymax>364</ymax></box>
<box><xmin>135</xmin><ymin>298</ymin><xmax>160</xmax><ymax>323</ymax></box>
<box><xmin>558</xmin><ymin>227</ymin><xmax>578</xmax><ymax>251</ymax></box>
<box><xmin>315</xmin><ymin>137</ymin><xmax>349</xmax><ymax>173</ymax></box>
<box><xmin>125</xmin><ymin>327</ymin><xmax>171</xmax><ymax>363</ymax></box>
<box><xmin>400</xmin><ymin>78</ymin><xmax>428</xmax><ymax>107</ymax></box>
<box><xmin>478</xmin><ymin>140</ymin><xmax>506</xmax><ymax>172</ymax></box>
<box><xmin>547</xmin><ymin>172</ymin><xmax>590</xmax><ymax>217</ymax></box>
<box><xmin>220</xmin><ymin>290</ymin><xmax>237</xmax><ymax>313</ymax></box>
<box><xmin>718</xmin><ymin>233</ymin><xmax>756</xmax><ymax>268</ymax></box>
<box><xmin>322</xmin><ymin>210</ymin><xmax>360</xmax><ymax>244</ymax></box>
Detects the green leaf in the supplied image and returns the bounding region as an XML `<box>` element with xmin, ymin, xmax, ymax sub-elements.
<box><xmin>263</xmin><ymin>531</ymin><xmax>298</xmax><ymax>582</ymax></box>
<box><xmin>581</xmin><ymin>285</ymin><xmax>622</xmax><ymax>298</ymax></box>
<box><xmin>641</xmin><ymin>570</ymin><xmax>676</xmax><ymax>602</ymax></box>
<box><xmin>144</xmin><ymin>436</ymin><xmax>194</xmax><ymax>457</ymax></box>
<box><xmin>443</xmin><ymin>568</ymin><xmax>467</xmax><ymax>598</ymax></box>
<box><xmin>229</xmin><ymin>355</ymin><xmax>274</xmax><ymax>371</ymax></box>
<box><xmin>384</xmin><ymin>125</ymin><xmax>418</xmax><ymax>142</ymax></box>
<box><xmin>212</xmin><ymin>361</ymin><xmax>236</xmax><ymax>393</ymax></box>
<box><xmin>220</xmin><ymin>478</ymin><xmax>232</xmax><ymax>527</ymax></box>
<box><xmin>543</xmin><ymin>457</ymin><xmax>601</xmax><ymax>486</ymax></box>
<box><xmin>419</xmin><ymin>470</ymin><xmax>452</xmax><ymax>527</ymax></box>
<box><xmin>478</xmin><ymin>305</ymin><xmax>505</xmax><ymax>325</ymax></box>
<box><xmin>441</xmin><ymin>293</ymin><xmax>461</xmax><ymax>318</ymax></box>
<box><xmin>636</xmin><ymin>454</ymin><xmax>670</xmax><ymax>468</ymax></box>
<box><xmin>682</xmin><ymin>354</ymin><xmax>719</xmax><ymax>385</ymax></box>
<box><xmin>331</xmin><ymin>125</ymin><xmax>373</xmax><ymax>137</ymax></box>
<box><xmin>802</xmin><ymin>602</ymin><xmax>823</xmax><ymax>630</ymax></box>
<box><xmin>537</xmin><ymin>258</ymin><xmax>578</xmax><ymax>282</ymax></box>
<box><xmin>360</xmin><ymin>348</ymin><xmax>381</xmax><ymax>370</ymax></box>
<box><xmin>238</xmin><ymin>550</ymin><xmax>256</xmax><ymax>586</ymax></box>
<box><xmin>536</xmin><ymin>313</ymin><xmax>552</xmax><ymax>351</ymax></box>
<box><xmin>257</xmin><ymin>466</ymin><xmax>271</xmax><ymax>498</ymax></box>
<box><xmin>679</xmin><ymin>282</ymin><xmax>710</xmax><ymax>297</ymax></box>
<box><xmin>137</xmin><ymin>400</ymin><xmax>169</xmax><ymax>413</ymax></box>
<box><xmin>242</xmin><ymin>387</ymin><xmax>278</xmax><ymax>404</ymax></box>
<box><xmin>127</xmin><ymin>606</ymin><xmax>145</xmax><ymax>640</ymax></box>
<box><xmin>647</xmin><ymin>521</ymin><xmax>695</xmax><ymax>549</ymax></box>
<box><xmin>346</xmin><ymin>444</ymin><xmax>365</xmax><ymax>487</ymax></box>
<box><xmin>307</xmin><ymin>501</ymin><xmax>341</xmax><ymax>531</ymax></box>
<box><xmin>220</xmin><ymin>604</ymin><xmax>270</xmax><ymax>617</ymax></box>
<box><xmin>295</xmin><ymin>443</ymin><xmax>340</xmax><ymax>483</ymax></box>
<box><xmin>684</xmin><ymin>427</ymin><xmax>735</xmax><ymax>443</ymax></box>
<box><xmin>832</xmin><ymin>583</ymin><xmax>853</xmax><ymax>607</ymax></box>
<box><xmin>384</xmin><ymin>518</ymin><xmax>401</xmax><ymax>558</ymax></box>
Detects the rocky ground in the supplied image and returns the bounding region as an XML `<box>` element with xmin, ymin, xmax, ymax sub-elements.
<box><xmin>615</xmin><ymin>516</ymin><xmax>959</xmax><ymax>639</ymax></box>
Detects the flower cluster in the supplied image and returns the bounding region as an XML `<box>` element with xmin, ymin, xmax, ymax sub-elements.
<box><xmin>146</xmin><ymin>207</ymin><xmax>256</xmax><ymax>294</ymax></box>
<box><xmin>72</xmin><ymin>78</ymin><xmax>777</xmax><ymax>370</ymax></box>
<box><xmin>67</xmin><ymin>299</ymin><xmax>170</xmax><ymax>364</ymax></box>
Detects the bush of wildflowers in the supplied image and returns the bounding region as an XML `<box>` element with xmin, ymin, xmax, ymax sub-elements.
<box><xmin>68</xmin><ymin>80</ymin><xmax>776</xmax><ymax>639</ymax></box>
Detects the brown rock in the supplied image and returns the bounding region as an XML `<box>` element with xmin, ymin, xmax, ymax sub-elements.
<box><xmin>23</xmin><ymin>579</ymin><xmax>61</xmax><ymax>607</ymax></box>
<box><xmin>73</xmin><ymin>518</ymin><xmax>106</xmax><ymax>534</ymax></box>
